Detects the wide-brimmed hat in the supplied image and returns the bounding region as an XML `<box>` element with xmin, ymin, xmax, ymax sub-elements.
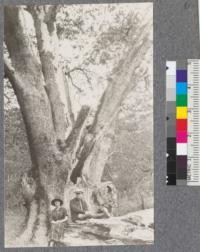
<box><xmin>74</xmin><ymin>188</ymin><xmax>84</xmax><ymax>194</ymax></box>
<box><xmin>51</xmin><ymin>198</ymin><xmax>63</xmax><ymax>206</ymax></box>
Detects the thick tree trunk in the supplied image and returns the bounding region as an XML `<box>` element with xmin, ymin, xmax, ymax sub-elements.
<box><xmin>82</xmin><ymin>133</ymin><xmax>113</xmax><ymax>186</ymax></box>
<box><xmin>71</xmin><ymin>12</ymin><xmax>152</xmax><ymax>185</ymax></box>
<box><xmin>5</xmin><ymin>7</ymin><xmax>70</xmax><ymax>245</ymax></box>
<box><xmin>5</xmin><ymin>59</ymin><xmax>69</xmax><ymax>246</ymax></box>
<box><xmin>27</xmin><ymin>5</ymin><xmax>74</xmax><ymax>138</ymax></box>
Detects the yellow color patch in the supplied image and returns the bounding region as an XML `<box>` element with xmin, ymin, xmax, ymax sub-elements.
<box><xmin>176</xmin><ymin>107</ymin><xmax>187</xmax><ymax>119</ymax></box>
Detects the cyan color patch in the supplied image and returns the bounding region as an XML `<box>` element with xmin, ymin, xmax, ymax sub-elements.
<box><xmin>176</xmin><ymin>82</ymin><xmax>187</xmax><ymax>94</ymax></box>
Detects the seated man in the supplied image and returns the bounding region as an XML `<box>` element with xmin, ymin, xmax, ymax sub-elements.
<box><xmin>70</xmin><ymin>189</ymin><xmax>92</xmax><ymax>222</ymax></box>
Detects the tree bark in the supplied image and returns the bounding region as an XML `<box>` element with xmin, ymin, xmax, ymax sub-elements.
<box><xmin>5</xmin><ymin>6</ymin><xmax>70</xmax><ymax>245</ymax></box>
<box><xmin>27</xmin><ymin>6</ymin><xmax>73</xmax><ymax>138</ymax></box>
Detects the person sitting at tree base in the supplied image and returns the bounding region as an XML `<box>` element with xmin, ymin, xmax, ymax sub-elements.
<box><xmin>70</xmin><ymin>189</ymin><xmax>92</xmax><ymax>222</ymax></box>
<box><xmin>48</xmin><ymin>198</ymin><xmax>68</xmax><ymax>247</ymax></box>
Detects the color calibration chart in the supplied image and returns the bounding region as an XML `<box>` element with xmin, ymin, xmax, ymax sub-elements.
<box><xmin>166</xmin><ymin>59</ymin><xmax>200</xmax><ymax>186</ymax></box>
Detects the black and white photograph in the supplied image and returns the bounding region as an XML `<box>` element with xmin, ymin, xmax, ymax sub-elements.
<box><xmin>4</xmin><ymin>3</ymin><xmax>153</xmax><ymax>247</ymax></box>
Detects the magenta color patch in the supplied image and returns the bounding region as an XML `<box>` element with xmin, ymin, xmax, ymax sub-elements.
<box><xmin>176</xmin><ymin>131</ymin><xmax>187</xmax><ymax>143</ymax></box>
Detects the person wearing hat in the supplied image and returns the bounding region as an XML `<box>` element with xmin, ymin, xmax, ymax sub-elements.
<box><xmin>70</xmin><ymin>189</ymin><xmax>92</xmax><ymax>222</ymax></box>
<box><xmin>48</xmin><ymin>198</ymin><xmax>68</xmax><ymax>247</ymax></box>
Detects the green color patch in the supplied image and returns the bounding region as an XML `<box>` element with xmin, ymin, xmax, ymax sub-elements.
<box><xmin>176</xmin><ymin>95</ymin><xmax>187</xmax><ymax>106</ymax></box>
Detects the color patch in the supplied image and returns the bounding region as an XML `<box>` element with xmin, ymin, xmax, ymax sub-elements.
<box><xmin>176</xmin><ymin>119</ymin><xmax>187</xmax><ymax>131</ymax></box>
<box><xmin>176</xmin><ymin>70</ymin><xmax>187</xmax><ymax>82</ymax></box>
<box><xmin>167</xmin><ymin>88</ymin><xmax>176</xmax><ymax>101</ymax></box>
<box><xmin>176</xmin><ymin>156</ymin><xmax>187</xmax><ymax>179</ymax></box>
<box><xmin>176</xmin><ymin>95</ymin><xmax>187</xmax><ymax>106</ymax></box>
<box><xmin>177</xmin><ymin>143</ymin><xmax>187</xmax><ymax>155</ymax></box>
<box><xmin>166</xmin><ymin>61</ymin><xmax>176</xmax><ymax>75</ymax></box>
<box><xmin>176</xmin><ymin>82</ymin><xmax>187</xmax><ymax>94</ymax></box>
<box><xmin>167</xmin><ymin>174</ymin><xmax>176</xmax><ymax>185</ymax></box>
<box><xmin>167</xmin><ymin>137</ymin><xmax>176</xmax><ymax>149</ymax></box>
<box><xmin>167</xmin><ymin>161</ymin><xmax>176</xmax><ymax>172</ymax></box>
<box><xmin>167</xmin><ymin>149</ymin><xmax>176</xmax><ymax>161</ymax></box>
<box><xmin>176</xmin><ymin>107</ymin><xmax>187</xmax><ymax>119</ymax></box>
<box><xmin>176</xmin><ymin>131</ymin><xmax>187</xmax><ymax>143</ymax></box>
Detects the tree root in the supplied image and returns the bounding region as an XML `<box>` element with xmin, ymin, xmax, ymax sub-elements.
<box><xmin>17</xmin><ymin>200</ymin><xmax>38</xmax><ymax>246</ymax></box>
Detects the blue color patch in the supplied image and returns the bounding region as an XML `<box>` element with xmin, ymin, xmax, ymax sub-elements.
<box><xmin>176</xmin><ymin>82</ymin><xmax>187</xmax><ymax>94</ymax></box>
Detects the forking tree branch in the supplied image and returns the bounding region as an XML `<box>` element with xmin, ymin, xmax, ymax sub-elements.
<box><xmin>26</xmin><ymin>6</ymin><xmax>74</xmax><ymax>137</ymax></box>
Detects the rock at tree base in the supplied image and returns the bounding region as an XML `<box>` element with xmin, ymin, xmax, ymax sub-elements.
<box><xmin>62</xmin><ymin>208</ymin><xmax>153</xmax><ymax>246</ymax></box>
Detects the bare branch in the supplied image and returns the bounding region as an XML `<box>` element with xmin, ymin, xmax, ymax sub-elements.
<box><xmin>66</xmin><ymin>73</ymin><xmax>84</xmax><ymax>92</ymax></box>
<box><xmin>65</xmin><ymin>67</ymin><xmax>93</xmax><ymax>89</ymax></box>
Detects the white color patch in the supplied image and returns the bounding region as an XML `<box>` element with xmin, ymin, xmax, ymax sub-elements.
<box><xmin>177</xmin><ymin>143</ymin><xmax>187</xmax><ymax>155</ymax></box>
<box><xmin>166</xmin><ymin>61</ymin><xmax>176</xmax><ymax>76</ymax></box>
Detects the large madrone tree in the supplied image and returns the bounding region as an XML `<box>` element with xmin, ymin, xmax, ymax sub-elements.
<box><xmin>4</xmin><ymin>5</ymin><xmax>152</xmax><ymax>245</ymax></box>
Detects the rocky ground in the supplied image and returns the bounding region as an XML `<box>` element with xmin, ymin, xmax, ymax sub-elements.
<box><xmin>62</xmin><ymin>208</ymin><xmax>154</xmax><ymax>246</ymax></box>
<box><xmin>5</xmin><ymin>208</ymin><xmax>154</xmax><ymax>247</ymax></box>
